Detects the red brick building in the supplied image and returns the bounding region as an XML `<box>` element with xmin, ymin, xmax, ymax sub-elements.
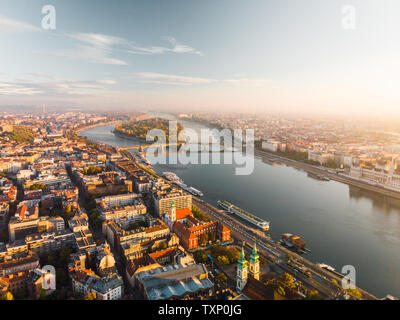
<box><xmin>165</xmin><ymin>202</ymin><xmax>230</xmax><ymax>250</ymax></box>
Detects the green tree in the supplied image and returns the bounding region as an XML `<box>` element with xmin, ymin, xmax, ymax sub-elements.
<box><xmin>1</xmin><ymin>291</ymin><xmax>14</xmax><ymax>300</ymax></box>
<box><xmin>215</xmin><ymin>272</ymin><xmax>227</xmax><ymax>285</ymax></box>
<box><xmin>324</xmin><ymin>158</ymin><xmax>341</xmax><ymax>169</ymax></box>
<box><xmin>9</xmin><ymin>127</ymin><xmax>34</xmax><ymax>143</ymax></box>
<box><xmin>194</xmin><ymin>249</ymin><xmax>208</xmax><ymax>263</ymax></box>
<box><xmin>191</xmin><ymin>204</ymin><xmax>212</xmax><ymax>222</ymax></box>
<box><xmin>279</xmin><ymin>273</ymin><xmax>295</xmax><ymax>289</ymax></box>
<box><xmin>84</xmin><ymin>292</ymin><xmax>97</xmax><ymax>300</ymax></box>
<box><xmin>217</xmin><ymin>256</ymin><xmax>230</xmax><ymax>265</ymax></box>
<box><xmin>29</xmin><ymin>183</ymin><xmax>46</xmax><ymax>191</ymax></box>
<box><xmin>210</xmin><ymin>245</ymin><xmax>240</xmax><ymax>264</ymax></box>
<box><xmin>276</xmin><ymin>286</ymin><xmax>286</xmax><ymax>297</ymax></box>
<box><xmin>346</xmin><ymin>288</ymin><xmax>362</xmax><ymax>299</ymax></box>
<box><xmin>306</xmin><ymin>289</ymin><xmax>321</xmax><ymax>300</ymax></box>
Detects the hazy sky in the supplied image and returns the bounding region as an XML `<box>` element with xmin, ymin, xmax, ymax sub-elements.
<box><xmin>0</xmin><ymin>0</ymin><xmax>399</xmax><ymax>116</ymax></box>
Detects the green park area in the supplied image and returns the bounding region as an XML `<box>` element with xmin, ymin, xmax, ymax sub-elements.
<box><xmin>114</xmin><ymin>118</ymin><xmax>184</xmax><ymax>143</ymax></box>
<box><xmin>8</xmin><ymin>127</ymin><xmax>35</xmax><ymax>143</ymax></box>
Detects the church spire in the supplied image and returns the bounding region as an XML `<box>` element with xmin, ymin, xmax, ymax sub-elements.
<box><xmin>249</xmin><ymin>242</ymin><xmax>259</xmax><ymax>264</ymax></box>
<box><xmin>236</xmin><ymin>243</ymin><xmax>248</xmax><ymax>292</ymax></box>
<box><xmin>249</xmin><ymin>241</ymin><xmax>260</xmax><ymax>280</ymax></box>
<box><xmin>169</xmin><ymin>200</ymin><xmax>176</xmax><ymax>221</ymax></box>
<box><xmin>237</xmin><ymin>243</ymin><xmax>248</xmax><ymax>269</ymax></box>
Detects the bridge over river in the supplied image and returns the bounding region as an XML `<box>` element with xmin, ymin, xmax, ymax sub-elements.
<box><xmin>119</xmin><ymin>142</ymin><xmax>241</xmax><ymax>153</ymax></box>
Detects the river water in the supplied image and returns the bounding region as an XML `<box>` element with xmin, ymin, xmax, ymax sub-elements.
<box><xmin>81</xmin><ymin>114</ymin><xmax>400</xmax><ymax>298</ymax></box>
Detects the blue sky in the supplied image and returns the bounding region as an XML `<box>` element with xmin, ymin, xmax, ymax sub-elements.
<box><xmin>1</xmin><ymin>0</ymin><xmax>399</xmax><ymax>115</ymax></box>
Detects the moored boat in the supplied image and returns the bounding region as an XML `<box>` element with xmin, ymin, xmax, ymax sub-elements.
<box><xmin>217</xmin><ymin>200</ymin><xmax>270</xmax><ymax>231</ymax></box>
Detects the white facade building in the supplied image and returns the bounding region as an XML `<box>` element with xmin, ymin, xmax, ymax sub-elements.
<box><xmin>349</xmin><ymin>158</ymin><xmax>400</xmax><ymax>192</ymax></box>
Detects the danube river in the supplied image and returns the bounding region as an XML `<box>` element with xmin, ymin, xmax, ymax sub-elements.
<box><xmin>81</xmin><ymin>116</ymin><xmax>400</xmax><ymax>298</ymax></box>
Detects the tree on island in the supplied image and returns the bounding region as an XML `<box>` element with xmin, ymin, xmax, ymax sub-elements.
<box><xmin>114</xmin><ymin>118</ymin><xmax>184</xmax><ymax>143</ymax></box>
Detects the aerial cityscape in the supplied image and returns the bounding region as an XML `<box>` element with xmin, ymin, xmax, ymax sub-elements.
<box><xmin>0</xmin><ymin>0</ymin><xmax>399</xmax><ymax>311</ymax></box>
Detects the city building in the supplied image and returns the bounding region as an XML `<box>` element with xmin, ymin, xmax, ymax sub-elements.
<box><xmin>236</xmin><ymin>246</ymin><xmax>248</xmax><ymax>292</ymax></box>
<box><xmin>25</xmin><ymin>230</ymin><xmax>74</xmax><ymax>254</ymax></box>
<box><xmin>0</xmin><ymin>250</ymin><xmax>40</xmax><ymax>277</ymax></box>
<box><xmin>163</xmin><ymin>202</ymin><xmax>231</xmax><ymax>250</ymax></box>
<box><xmin>133</xmin><ymin>262</ymin><xmax>213</xmax><ymax>300</ymax></box>
<box><xmin>69</xmin><ymin>244</ymin><xmax>124</xmax><ymax>300</ymax></box>
<box><xmin>96</xmin><ymin>193</ymin><xmax>146</xmax><ymax>221</ymax></box>
<box><xmin>103</xmin><ymin>218</ymin><xmax>170</xmax><ymax>253</ymax></box>
<box><xmin>350</xmin><ymin>157</ymin><xmax>400</xmax><ymax>192</ymax></box>
<box><xmin>153</xmin><ymin>188</ymin><xmax>192</xmax><ymax>217</ymax></box>
<box><xmin>0</xmin><ymin>202</ymin><xmax>9</xmax><ymax>232</ymax></box>
<box><xmin>236</xmin><ymin>243</ymin><xmax>260</xmax><ymax>293</ymax></box>
<box><xmin>262</xmin><ymin>140</ymin><xmax>286</xmax><ymax>152</ymax></box>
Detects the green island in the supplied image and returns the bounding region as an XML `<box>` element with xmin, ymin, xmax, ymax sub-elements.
<box><xmin>113</xmin><ymin>118</ymin><xmax>184</xmax><ymax>143</ymax></box>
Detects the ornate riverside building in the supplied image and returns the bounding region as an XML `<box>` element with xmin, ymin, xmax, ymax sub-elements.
<box><xmin>350</xmin><ymin>157</ymin><xmax>400</xmax><ymax>192</ymax></box>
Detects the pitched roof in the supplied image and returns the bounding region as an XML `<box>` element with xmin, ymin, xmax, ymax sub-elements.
<box><xmin>173</xmin><ymin>221</ymin><xmax>195</xmax><ymax>239</ymax></box>
<box><xmin>169</xmin><ymin>208</ymin><xmax>193</xmax><ymax>220</ymax></box>
<box><xmin>243</xmin><ymin>278</ymin><xmax>274</xmax><ymax>300</ymax></box>
<box><xmin>149</xmin><ymin>245</ymin><xmax>179</xmax><ymax>261</ymax></box>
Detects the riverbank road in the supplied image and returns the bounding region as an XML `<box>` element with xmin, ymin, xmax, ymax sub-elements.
<box><xmin>193</xmin><ymin>199</ymin><xmax>281</xmax><ymax>262</ymax></box>
<box><xmin>254</xmin><ymin>149</ymin><xmax>400</xmax><ymax>201</ymax></box>
<box><xmin>193</xmin><ymin>198</ymin><xmax>378</xmax><ymax>300</ymax></box>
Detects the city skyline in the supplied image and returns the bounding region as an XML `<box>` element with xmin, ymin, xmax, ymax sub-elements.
<box><xmin>2</xmin><ymin>110</ymin><xmax>400</xmax><ymax>301</ymax></box>
<box><xmin>2</xmin><ymin>0</ymin><xmax>400</xmax><ymax>307</ymax></box>
<box><xmin>1</xmin><ymin>0</ymin><xmax>400</xmax><ymax>116</ymax></box>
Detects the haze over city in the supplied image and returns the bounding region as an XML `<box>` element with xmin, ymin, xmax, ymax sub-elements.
<box><xmin>2</xmin><ymin>0</ymin><xmax>400</xmax><ymax>308</ymax></box>
<box><xmin>1</xmin><ymin>0</ymin><xmax>400</xmax><ymax>116</ymax></box>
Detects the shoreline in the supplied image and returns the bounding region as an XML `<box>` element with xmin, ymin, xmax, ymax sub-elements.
<box><xmin>76</xmin><ymin>120</ymin><xmax>120</xmax><ymax>134</ymax></box>
<box><xmin>254</xmin><ymin>148</ymin><xmax>400</xmax><ymax>201</ymax></box>
<box><xmin>112</xmin><ymin>129</ymin><xmax>149</xmax><ymax>142</ymax></box>
<box><xmin>183</xmin><ymin>114</ymin><xmax>400</xmax><ymax>201</ymax></box>
<box><xmin>80</xmin><ymin>119</ymin><xmax>400</xmax><ymax>202</ymax></box>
